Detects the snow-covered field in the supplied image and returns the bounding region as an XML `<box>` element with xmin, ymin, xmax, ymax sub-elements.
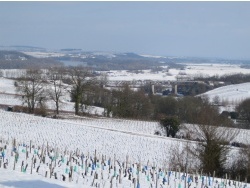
<box><xmin>0</xmin><ymin>110</ymin><xmax>175</xmax><ymax>165</ymax></box>
<box><xmin>100</xmin><ymin>69</ymin><xmax>178</xmax><ymax>81</ymax></box>
<box><xmin>0</xmin><ymin>77</ymin><xmax>16</xmax><ymax>94</ymax></box>
<box><xmin>0</xmin><ymin>109</ymin><xmax>188</xmax><ymax>188</ymax></box>
<box><xmin>0</xmin><ymin>168</ymin><xmax>76</xmax><ymax>188</ymax></box>
<box><xmin>0</xmin><ymin>109</ymin><xmax>249</xmax><ymax>188</ymax></box>
<box><xmin>23</xmin><ymin>51</ymin><xmax>65</xmax><ymax>58</ymax></box>
<box><xmin>202</xmin><ymin>82</ymin><xmax>250</xmax><ymax>104</ymax></box>
<box><xmin>199</xmin><ymin>82</ymin><xmax>250</xmax><ymax>112</ymax></box>
<box><xmin>1</xmin><ymin>63</ymin><xmax>250</xmax><ymax>187</ymax></box>
<box><xmin>100</xmin><ymin>63</ymin><xmax>250</xmax><ymax>81</ymax></box>
<box><xmin>184</xmin><ymin>63</ymin><xmax>250</xmax><ymax>77</ymax></box>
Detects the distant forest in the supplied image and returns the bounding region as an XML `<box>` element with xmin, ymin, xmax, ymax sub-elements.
<box><xmin>0</xmin><ymin>51</ymin><xmax>63</xmax><ymax>69</ymax></box>
<box><xmin>54</xmin><ymin>52</ymin><xmax>186</xmax><ymax>71</ymax></box>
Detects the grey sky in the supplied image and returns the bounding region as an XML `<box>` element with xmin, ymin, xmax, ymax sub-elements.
<box><xmin>1</xmin><ymin>2</ymin><xmax>250</xmax><ymax>59</ymax></box>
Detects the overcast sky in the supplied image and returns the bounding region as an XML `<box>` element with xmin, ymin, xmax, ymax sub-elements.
<box><xmin>1</xmin><ymin>2</ymin><xmax>250</xmax><ymax>59</ymax></box>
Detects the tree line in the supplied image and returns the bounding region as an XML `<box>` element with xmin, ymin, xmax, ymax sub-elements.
<box><xmin>13</xmin><ymin>66</ymin><xmax>250</xmax><ymax>126</ymax></box>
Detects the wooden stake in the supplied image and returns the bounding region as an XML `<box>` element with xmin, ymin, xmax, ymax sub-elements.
<box><xmin>94</xmin><ymin>149</ymin><xmax>97</xmax><ymax>165</ymax></box>
<box><xmin>30</xmin><ymin>140</ymin><xmax>32</xmax><ymax>153</ymax></box>
<box><xmin>213</xmin><ymin>171</ymin><xmax>215</xmax><ymax>182</ymax></box>
<box><xmin>47</xmin><ymin>141</ymin><xmax>49</xmax><ymax>155</ymax></box>
<box><xmin>126</xmin><ymin>155</ymin><xmax>129</xmax><ymax>170</ymax></box>
<box><xmin>30</xmin><ymin>158</ymin><xmax>33</xmax><ymax>174</ymax></box>
<box><xmin>13</xmin><ymin>155</ymin><xmax>16</xmax><ymax>170</ymax></box>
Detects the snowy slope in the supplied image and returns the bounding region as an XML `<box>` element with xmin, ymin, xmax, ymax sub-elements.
<box><xmin>0</xmin><ymin>110</ymin><xmax>249</xmax><ymax>188</ymax></box>
<box><xmin>184</xmin><ymin>63</ymin><xmax>250</xmax><ymax>77</ymax></box>
<box><xmin>0</xmin><ymin>110</ymin><xmax>178</xmax><ymax>166</ymax></box>
<box><xmin>0</xmin><ymin>78</ymin><xmax>16</xmax><ymax>94</ymax></box>
<box><xmin>0</xmin><ymin>109</ymin><xmax>191</xmax><ymax>188</ymax></box>
<box><xmin>0</xmin><ymin>168</ymin><xmax>77</xmax><ymax>188</ymax></box>
<box><xmin>200</xmin><ymin>82</ymin><xmax>250</xmax><ymax>107</ymax></box>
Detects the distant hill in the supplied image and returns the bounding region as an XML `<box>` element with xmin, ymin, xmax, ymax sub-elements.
<box><xmin>0</xmin><ymin>45</ymin><xmax>46</xmax><ymax>52</ymax></box>
<box><xmin>1</xmin><ymin>46</ymin><xmax>250</xmax><ymax>71</ymax></box>
<box><xmin>0</xmin><ymin>51</ymin><xmax>63</xmax><ymax>69</ymax></box>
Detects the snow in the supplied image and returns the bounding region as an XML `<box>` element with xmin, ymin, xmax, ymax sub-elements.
<box><xmin>202</xmin><ymin>82</ymin><xmax>250</xmax><ymax>104</ymax></box>
<box><xmin>97</xmin><ymin>63</ymin><xmax>250</xmax><ymax>82</ymax></box>
<box><xmin>0</xmin><ymin>110</ymin><xmax>176</xmax><ymax>165</ymax></box>
<box><xmin>0</xmin><ymin>109</ymin><xmax>190</xmax><ymax>187</ymax></box>
<box><xmin>184</xmin><ymin>63</ymin><xmax>250</xmax><ymax>77</ymax></box>
<box><xmin>0</xmin><ymin>169</ymin><xmax>75</xmax><ymax>188</ymax></box>
<box><xmin>1</xmin><ymin>63</ymin><xmax>250</xmax><ymax>187</ymax></box>
<box><xmin>199</xmin><ymin>82</ymin><xmax>250</xmax><ymax>112</ymax></box>
<box><xmin>100</xmin><ymin>70</ymin><xmax>177</xmax><ymax>81</ymax></box>
<box><xmin>139</xmin><ymin>54</ymin><xmax>166</xmax><ymax>58</ymax></box>
<box><xmin>22</xmin><ymin>52</ymin><xmax>65</xmax><ymax>58</ymax></box>
<box><xmin>0</xmin><ymin>78</ymin><xmax>16</xmax><ymax>94</ymax></box>
<box><xmin>0</xmin><ymin>110</ymin><xmax>248</xmax><ymax>187</ymax></box>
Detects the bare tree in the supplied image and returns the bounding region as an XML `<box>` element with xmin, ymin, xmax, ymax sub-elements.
<box><xmin>15</xmin><ymin>69</ymin><xmax>46</xmax><ymax>113</ymax></box>
<box><xmin>98</xmin><ymin>73</ymin><xmax>109</xmax><ymax>88</ymax></box>
<box><xmin>227</xmin><ymin>145</ymin><xmax>250</xmax><ymax>182</ymax></box>
<box><xmin>46</xmin><ymin>68</ymin><xmax>66</xmax><ymax>115</ymax></box>
<box><xmin>212</xmin><ymin>95</ymin><xmax>220</xmax><ymax>105</ymax></box>
<box><xmin>65</xmin><ymin>66</ymin><xmax>96</xmax><ymax>115</ymax></box>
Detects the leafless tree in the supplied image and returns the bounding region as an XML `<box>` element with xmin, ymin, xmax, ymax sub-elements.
<box><xmin>46</xmin><ymin>68</ymin><xmax>66</xmax><ymax>115</ymax></box>
<box><xmin>227</xmin><ymin>145</ymin><xmax>250</xmax><ymax>182</ymax></box>
<box><xmin>169</xmin><ymin>141</ymin><xmax>197</xmax><ymax>172</ymax></box>
<box><xmin>212</xmin><ymin>95</ymin><xmax>220</xmax><ymax>105</ymax></box>
<box><xmin>15</xmin><ymin>69</ymin><xmax>46</xmax><ymax>113</ymax></box>
<box><xmin>98</xmin><ymin>73</ymin><xmax>109</xmax><ymax>88</ymax></box>
<box><xmin>65</xmin><ymin>66</ymin><xmax>96</xmax><ymax>115</ymax></box>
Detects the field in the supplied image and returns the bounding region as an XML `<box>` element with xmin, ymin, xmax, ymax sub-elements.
<box><xmin>102</xmin><ymin>63</ymin><xmax>250</xmax><ymax>81</ymax></box>
<box><xmin>0</xmin><ymin>109</ymin><xmax>247</xmax><ymax>188</ymax></box>
<box><xmin>1</xmin><ymin>63</ymin><xmax>250</xmax><ymax>187</ymax></box>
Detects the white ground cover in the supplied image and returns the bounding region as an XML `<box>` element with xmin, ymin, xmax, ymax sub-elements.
<box><xmin>0</xmin><ymin>70</ymin><xmax>26</xmax><ymax>79</ymax></box>
<box><xmin>0</xmin><ymin>110</ymin><xmax>248</xmax><ymax>188</ymax></box>
<box><xmin>98</xmin><ymin>63</ymin><xmax>250</xmax><ymax>82</ymax></box>
<box><xmin>0</xmin><ymin>78</ymin><xmax>16</xmax><ymax>94</ymax></box>
<box><xmin>99</xmin><ymin>69</ymin><xmax>177</xmax><ymax>81</ymax></box>
<box><xmin>1</xmin><ymin>63</ymin><xmax>250</xmax><ymax>187</ymax></box>
<box><xmin>0</xmin><ymin>110</ymin><xmax>177</xmax><ymax>166</ymax></box>
<box><xmin>201</xmin><ymin>82</ymin><xmax>250</xmax><ymax>104</ymax></box>
<box><xmin>65</xmin><ymin>116</ymin><xmax>161</xmax><ymax>136</ymax></box>
<box><xmin>184</xmin><ymin>63</ymin><xmax>250</xmax><ymax>77</ymax></box>
<box><xmin>22</xmin><ymin>51</ymin><xmax>65</xmax><ymax>58</ymax></box>
<box><xmin>0</xmin><ymin>168</ymin><xmax>76</xmax><ymax>188</ymax></box>
<box><xmin>0</xmin><ymin>109</ymin><xmax>191</xmax><ymax>188</ymax></box>
<box><xmin>199</xmin><ymin>82</ymin><xmax>250</xmax><ymax>112</ymax></box>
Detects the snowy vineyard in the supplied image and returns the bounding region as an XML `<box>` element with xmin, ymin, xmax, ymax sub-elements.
<box><xmin>0</xmin><ymin>138</ymin><xmax>249</xmax><ymax>188</ymax></box>
<box><xmin>0</xmin><ymin>109</ymin><xmax>250</xmax><ymax>187</ymax></box>
<box><xmin>65</xmin><ymin>117</ymin><xmax>160</xmax><ymax>136</ymax></box>
<box><xmin>0</xmin><ymin>110</ymin><xmax>178</xmax><ymax>166</ymax></box>
<box><xmin>0</xmin><ymin>110</ymin><xmax>250</xmax><ymax>165</ymax></box>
